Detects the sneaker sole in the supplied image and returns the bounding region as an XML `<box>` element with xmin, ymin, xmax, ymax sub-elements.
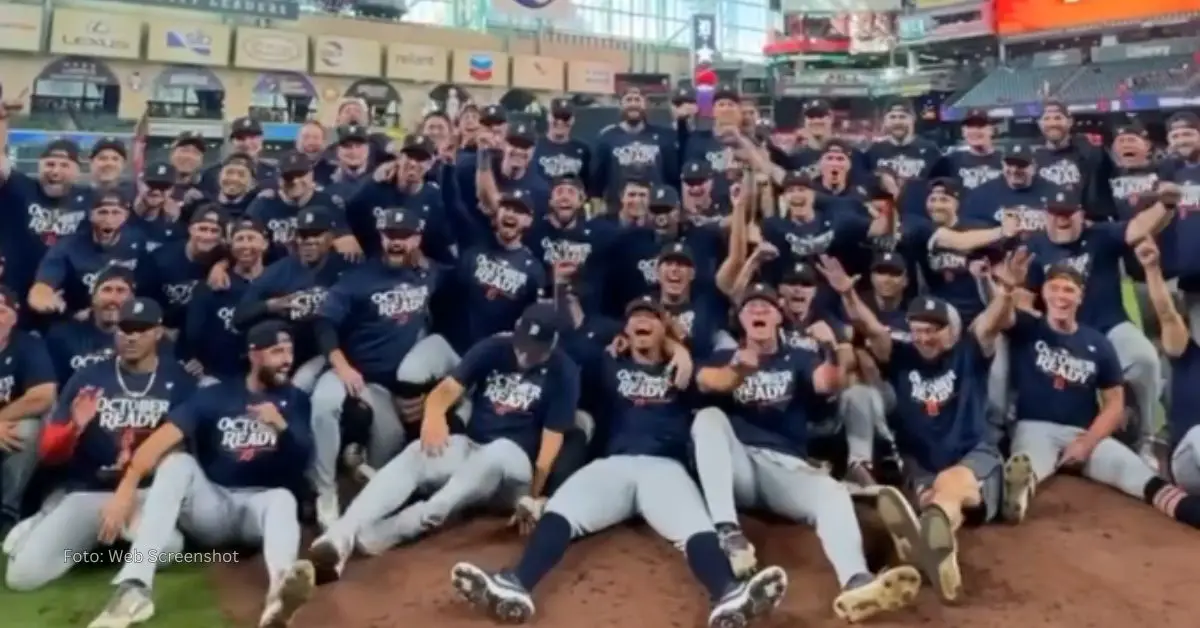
<box><xmin>86</xmin><ymin>600</ymin><xmax>156</xmax><ymax>628</ymax></box>
<box><xmin>921</xmin><ymin>509</ymin><xmax>962</xmax><ymax>603</ymax></box>
<box><xmin>875</xmin><ymin>486</ymin><xmax>923</xmax><ymax>567</ymax></box>
<box><xmin>709</xmin><ymin>565</ymin><xmax>788</xmax><ymax>628</ymax></box>
<box><xmin>260</xmin><ymin>561</ymin><xmax>316</xmax><ymax>628</ymax></box>
<box><xmin>450</xmin><ymin>563</ymin><xmax>533</xmax><ymax>624</ymax></box>
<box><xmin>832</xmin><ymin>565</ymin><xmax>921</xmax><ymax>622</ymax></box>
<box><xmin>1002</xmin><ymin>454</ymin><xmax>1034</xmax><ymax>524</ymax></box>
<box><xmin>307</xmin><ymin>540</ymin><xmax>343</xmax><ymax>585</ymax></box>
<box><xmin>726</xmin><ymin>542</ymin><xmax>759</xmax><ymax>579</ymax></box>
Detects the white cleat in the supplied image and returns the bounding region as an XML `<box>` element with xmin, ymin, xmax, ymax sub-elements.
<box><xmin>258</xmin><ymin>560</ymin><xmax>316</xmax><ymax>628</ymax></box>
<box><xmin>1002</xmin><ymin>453</ymin><xmax>1036</xmax><ymax>524</ymax></box>
<box><xmin>87</xmin><ymin>582</ymin><xmax>156</xmax><ymax>628</ymax></box>
<box><xmin>708</xmin><ymin>565</ymin><xmax>788</xmax><ymax>628</ymax></box>
<box><xmin>450</xmin><ymin>562</ymin><xmax>535</xmax><ymax>624</ymax></box>
<box><xmin>315</xmin><ymin>491</ymin><xmax>340</xmax><ymax>531</ymax></box>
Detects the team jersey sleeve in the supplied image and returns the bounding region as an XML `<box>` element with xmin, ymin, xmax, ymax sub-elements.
<box><xmin>449</xmin><ymin>336</ymin><xmax>502</xmax><ymax>387</ymax></box>
<box><xmin>318</xmin><ymin>276</ymin><xmax>355</xmax><ymax>327</ymax></box>
<box><xmin>167</xmin><ymin>390</ymin><xmax>208</xmax><ymax>443</ymax></box>
<box><xmin>34</xmin><ymin>241</ymin><xmax>72</xmax><ymax>287</ymax></box>
<box><xmin>18</xmin><ymin>334</ymin><xmax>57</xmax><ymax>391</ymax></box>
<box><xmin>541</xmin><ymin>356</ymin><xmax>581</xmax><ymax>433</ymax></box>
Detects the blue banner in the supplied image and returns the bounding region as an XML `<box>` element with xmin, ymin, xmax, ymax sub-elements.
<box><xmin>942</xmin><ymin>93</ymin><xmax>1191</xmax><ymax>120</ymax></box>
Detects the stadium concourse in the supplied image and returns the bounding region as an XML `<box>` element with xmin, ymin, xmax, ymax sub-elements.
<box><xmin>207</xmin><ymin>478</ymin><xmax>1196</xmax><ymax>627</ymax></box>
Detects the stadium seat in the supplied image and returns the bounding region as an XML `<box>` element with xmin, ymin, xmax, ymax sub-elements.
<box><xmin>1057</xmin><ymin>55</ymin><xmax>1197</xmax><ymax>101</ymax></box>
<box><xmin>954</xmin><ymin>64</ymin><xmax>1080</xmax><ymax>108</ymax></box>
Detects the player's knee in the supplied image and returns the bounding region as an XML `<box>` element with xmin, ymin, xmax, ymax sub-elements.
<box><xmin>692</xmin><ymin>406</ymin><xmax>732</xmax><ymax>437</ymax></box>
<box><xmin>5</xmin><ymin>556</ymin><xmax>51</xmax><ymax>591</ymax></box>
<box><xmin>154</xmin><ymin>451</ymin><xmax>203</xmax><ymax>483</ymax></box>
<box><xmin>933</xmin><ymin>465</ymin><xmax>978</xmax><ymax>495</ymax></box>
<box><xmin>261</xmin><ymin>488</ymin><xmax>299</xmax><ymax>517</ymax></box>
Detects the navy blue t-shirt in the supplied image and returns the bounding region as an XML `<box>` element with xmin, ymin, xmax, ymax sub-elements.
<box><xmin>596</xmin><ymin>355</ymin><xmax>694</xmax><ymax>463</ymax></box>
<box><xmin>1025</xmin><ymin>222</ymin><xmax>1129</xmax><ymax>333</ymax></box>
<box><xmin>0</xmin><ymin>331</ymin><xmax>56</xmax><ymax>406</ymax></box>
<box><xmin>450</xmin><ymin>336</ymin><xmax>579</xmax><ymax>462</ymax></box>
<box><xmin>707</xmin><ymin>347</ymin><xmax>818</xmax><ymax>459</ymax></box>
<box><xmin>960</xmin><ymin>177</ymin><xmax>1060</xmax><ymax>233</ymax></box>
<box><xmin>452</xmin><ymin>242</ymin><xmax>547</xmax><ymax>352</ymax></box>
<box><xmin>51</xmin><ymin>357</ymin><xmax>197</xmax><ymax>490</ymax></box>
<box><xmin>900</xmin><ymin>220</ymin><xmax>989</xmax><ymax>324</ymax></box>
<box><xmin>885</xmin><ymin>335</ymin><xmax>990</xmax><ymax>473</ymax></box>
<box><xmin>1008</xmin><ymin>312</ymin><xmax>1122</xmax><ymax>429</ymax></box>
<box><xmin>169</xmin><ymin>379</ymin><xmax>314</xmax><ymax>491</ymax></box>
<box><xmin>0</xmin><ymin>172</ymin><xmax>92</xmax><ymax>296</ymax></box>
<box><xmin>36</xmin><ymin>229</ymin><xmax>151</xmax><ymax>313</ymax></box>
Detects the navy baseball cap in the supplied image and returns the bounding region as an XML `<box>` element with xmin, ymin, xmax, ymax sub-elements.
<box><xmin>401</xmin><ymin>134</ymin><xmax>435</xmax><ymax>160</ymax></box>
<box><xmin>481</xmin><ymin>105</ymin><xmax>507</xmax><ymax>126</ymax></box>
<box><xmin>906</xmin><ymin>296</ymin><xmax>953</xmax><ymax>328</ymax></box>
<box><xmin>381</xmin><ymin>208</ymin><xmax>424</xmax><ymax>235</ymax></box>
<box><xmin>1046</xmin><ymin>191</ymin><xmax>1082</xmax><ymax>215</ymax></box>
<box><xmin>781</xmin><ymin>170</ymin><xmax>813</xmax><ymax>190</ymax></box>
<box><xmin>280</xmin><ymin>152</ymin><xmax>313</xmax><ymax>177</ymax></box>
<box><xmin>173</xmin><ymin>131</ymin><xmax>207</xmax><ymax>152</ymax></box>
<box><xmin>513</xmin><ymin>303</ymin><xmax>559</xmax><ymax>361</ymax></box>
<box><xmin>624</xmin><ymin>295</ymin><xmax>668</xmax><ymax>318</ymax></box>
<box><xmin>93</xmin><ymin>266</ymin><xmax>137</xmax><ymax>293</ymax></box>
<box><xmin>42</xmin><ymin>138</ymin><xmax>81</xmax><ymax>162</ymax></box>
<box><xmin>682</xmin><ymin>160</ymin><xmax>713</xmax><ymax>183</ymax></box>
<box><xmin>928</xmin><ymin>177</ymin><xmax>962</xmax><ymax>199</ymax></box>
<box><xmin>118</xmin><ymin>297</ymin><xmax>164</xmax><ymax>328</ymax></box>
<box><xmin>551</xmin><ymin>175</ymin><xmax>584</xmax><ymax>193</ymax></box>
<box><xmin>804</xmin><ymin>99</ymin><xmax>832</xmax><ymax>117</ymax></box>
<box><xmin>872</xmin><ymin>251</ymin><xmax>908</xmax><ymax>274</ymax></box>
<box><xmin>337</xmin><ymin>124</ymin><xmax>370</xmax><ymax>145</ymax></box>
<box><xmin>499</xmin><ymin>190</ymin><xmax>534</xmax><ymax>214</ymax></box>
<box><xmin>296</xmin><ymin>207</ymin><xmax>336</xmax><ymax>233</ymax></box>
<box><xmin>781</xmin><ymin>262</ymin><xmax>818</xmax><ymax>286</ymax></box>
<box><xmin>246</xmin><ymin>320</ymin><xmax>292</xmax><ymax>351</ymax></box>
<box><xmin>90</xmin><ymin>136</ymin><xmax>127</xmax><ymax>160</ymax></box>
<box><xmin>230</xmin><ymin>116</ymin><xmax>264</xmax><ymax>138</ymax></box>
<box><xmin>230</xmin><ymin>218</ymin><xmax>268</xmax><ymax>239</ymax></box>
<box><xmin>189</xmin><ymin>204</ymin><xmax>225</xmax><ymax>227</ymax></box>
<box><xmin>738</xmin><ymin>282</ymin><xmax>781</xmax><ymax>310</ymax></box>
<box><xmin>658</xmin><ymin>242</ymin><xmax>694</xmax><ymax>266</ymax></box>
<box><xmin>143</xmin><ymin>162</ymin><xmax>176</xmax><ymax>187</ymax></box>
<box><xmin>962</xmin><ymin>109</ymin><xmax>990</xmax><ymax>126</ymax></box>
<box><xmin>648</xmin><ymin>185</ymin><xmax>680</xmax><ymax>212</ymax></box>
<box><xmin>550</xmin><ymin>97</ymin><xmax>574</xmax><ymax>119</ymax></box>
<box><xmin>714</xmin><ymin>83</ymin><xmax>740</xmax><ymax>103</ymax></box>
<box><xmin>1002</xmin><ymin>144</ymin><xmax>1034</xmax><ymax>166</ymax></box>
<box><xmin>506</xmin><ymin>123</ymin><xmax>537</xmax><ymax>148</ymax></box>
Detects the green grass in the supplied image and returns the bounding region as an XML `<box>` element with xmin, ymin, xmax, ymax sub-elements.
<box><xmin>0</xmin><ymin>561</ymin><xmax>232</xmax><ymax>627</ymax></box>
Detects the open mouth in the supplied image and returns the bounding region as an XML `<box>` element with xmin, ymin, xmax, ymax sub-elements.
<box><xmin>749</xmin><ymin>319</ymin><xmax>768</xmax><ymax>330</ymax></box>
<box><xmin>499</xmin><ymin>216</ymin><xmax>520</xmax><ymax>229</ymax></box>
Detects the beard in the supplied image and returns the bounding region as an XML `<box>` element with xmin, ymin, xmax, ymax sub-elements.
<box><xmin>257</xmin><ymin>364</ymin><xmax>290</xmax><ymax>387</ymax></box>
<box><xmin>621</xmin><ymin>108</ymin><xmax>644</xmax><ymax>124</ymax></box>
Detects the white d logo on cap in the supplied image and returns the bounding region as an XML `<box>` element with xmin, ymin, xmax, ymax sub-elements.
<box><xmin>133</xmin><ymin>302</ymin><xmax>144</xmax><ymax>314</ymax></box>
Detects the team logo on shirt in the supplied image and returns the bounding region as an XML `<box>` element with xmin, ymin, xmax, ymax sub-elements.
<box><xmin>371</xmin><ymin>283</ymin><xmax>431</xmax><ymax>322</ymax></box>
<box><xmin>1110</xmin><ymin>173</ymin><xmax>1157</xmax><ymax>204</ymax></box>
<box><xmin>928</xmin><ymin>250</ymin><xmax>968</xmax><ymax>281</ymax></box>
<box><xmin>1033</xmin><ymin>340</ymin><xmax>1098</xmax><ymax>390</ymax></box>
<box><xmin>877</xmin><ymin>155</ymin><xmax>928</xmax><ymax>180</ymax></box>
<box><xmin>705</xmin><ymin>149</ymin><xmax>730</xmax><ymax>173</ymax></box>
<box><xmin>784</xmin><ymin>228</ymin><xmax>835</xmax><ymax>257</ymax></box>
<box><xmin>613</xmin><ymin>142</ymin><xmax>660</xmax><ymax>167</ymax></box>
<box><xmin>217</xmin><ymin>307</ymin><xmax>236</xmax><ymax>332</ymax></box>
<box><xmin>636</xmin><ymin>257</ymin><xmax>660</xmax><ymax>285</ymax></box>
<box><xmin>217</xmin><ymin>414</ymin><xmax>279</xmax><ymax>461</ymax></box>
<box><xmin>82</xmin><ymin>259</ymin><xmax>138</xmax><ymax>293</ymax></box>
<box><xmin>163</xmin><ymin>280</ymin><xmax>198</xmax><ymax>306</ymax></box>
<box><xmin>907</xmin><ymin>368</ymin><xmax>957</xmax><ymax>416</ymax></box>
<box><xmin>1039</xmin><ymin>159</ymin><xmax>1081</xmax><ymax>189</ymax></box>
<box><xmin>538</xmin><ymin>153</ymin><xmax>583</xmax><ymax>178</ymax></box>
<box><xmin>482</xmin><ymin>372</ymin><xmax>543</xmax><ymax>414</ymax></box>
<box><xmin>0</xmin><ymin>375</ymin><xmax>14</xmax><ymax>404</ymax></box>
<box><xmin>540</xmin><ymin>238</ymin><xmax>592</xmax><ymax>267</ymax></box>
<box><xmin>616</xmin><ymin>369</ymin><xmax>672</xmax><ymax>405</ymax></box>
<box><xmin>958</xmin><ymin>165</ymin><xmax>1001</xmax><ymax>190</ymax></box>
<box><xmin>266</xmin><ymin>218</ymin><xmax>297</xmax><ymax>245</ymax></box>
<box><xmin>27</xmin><ymin>205</ymin><xmax>86</xmax><ymax>245</ymax></box>
<box><xmin>286</xmin><ymin>288</ymin><xmax>328</xmax><ymax>321</ymax></box>
<box><xmin>70</xmin><ymin>349</ymin><xmax>114</xmax><ymax>370</ymax></box>
<box><xmin>733</xmin><ymin>369</ymin><xmax>794</xmax><ymax>406</ymax></box>
<box><xmin>672</xmin><ymin>310</ymin><xmax>695</xmax><ymax>338</ymax></box>
<box><xmin>96</xmin><ymin>394</ymin><xmax>171</xmax><ymax>434</ymax></box>
<box><xmin>473</xmin><ymin>254</ymin><xmax>531</xmax><ymax>300</ymax></box>
<box><xmin>781</xmin><ymin>329</ymin><xmax>818</xmax><ymax>353</ymax></box>
<box><xmin>993</xmin><ymin>205</ymin><xmax>1046</xmax><ymax>232</ymax></box>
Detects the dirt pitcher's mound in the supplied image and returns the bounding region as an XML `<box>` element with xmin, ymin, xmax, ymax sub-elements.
<box><xmin>212</xmin><ymin>476</ymin><xmax>1199</xmax><ymax>627</ymax></box>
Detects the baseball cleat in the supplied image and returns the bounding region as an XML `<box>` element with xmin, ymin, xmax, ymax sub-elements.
<box><xmin>1003</xmin><ymin>454</ymin><xmax>1036</xmax><ymax>524</ymax></box>
<box><xmin>716</xmin><ymin>523</ymin><xmax>759</xmax><ymax>578</ymax></box>
<box><xmin>315</xmin><ymin>491</ymin><xmax>340</xmax><ymax>531</ymax></box>
<box><xmin>708</xmin><ymin>565</ymin><xmax>788</xmax><ymax>628</ymax></box>
<box><xmin>450</xmin><ymin>562</ymin><xmax>535</xmax><ymax>624</ymax></box>
<box><xmin>258</xmin><ymin>560</ymin><xmax>316</xmax><ymax>628</ymax></box>
<box><xmin>920</xmin><ymin>506</ymin><xmax>962</xmax><ymax>603</ymax></box>
<box><xmin>874</xmin><ymin>485</ymin><xmax>923</xmax><ymax>566</ymax></box>
<box><xmin>832</xmin><ymin>566</ymin><xmax>921</xmax><ymax>623</ymax></box>
<box><xmin>87</xmin><ymin>581</ymin><xmax>156</xmax><ymax>628</ymax></box>
<box><xmin>307</xmin><ymin>537</ymin><xmax>348</xmax><ymax>585</ymax></box>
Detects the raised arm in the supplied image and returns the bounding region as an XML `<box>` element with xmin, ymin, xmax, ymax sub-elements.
<box><xmin>971</xmin><ymin>247</ymin><xmax>1030</xmax><ymax>356</ymax></box>
<box><xmin>715</xmin><ymin>169</ymin><xmax>754</xmax><ymax>296</ymax></box>
<box><xmin>1135</xmin><ymin>239</ymin><xmax>1189</xmax><ymax>358</ymax></box>
<box><xmin>1123</xmin><ymin>184</ymin><xmax>1177</xmax><ymax>245</ymax></box>
<box><xmin>817</xmin><ymin>255</ymin><xmax>894</xmax><ymax>363</ymax></box>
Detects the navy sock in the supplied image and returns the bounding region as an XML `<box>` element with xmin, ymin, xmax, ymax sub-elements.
<box><xmin>513</xmin><ymin>512</ymin><xmax>573</xmax><ymax>590</ymax></box>
<box><xmin>685</xmin><ymin>532</ymin><xmax>736</xmax><ymax>601</ymax></box>
<box><xmin>1144</xmin><ymin>477</ymin><xmax>1200</xmax><ymax>528</ymax></box>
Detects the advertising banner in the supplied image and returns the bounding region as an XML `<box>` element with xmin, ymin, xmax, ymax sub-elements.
<box><xmin>511</xmin><ymin>55</ymin><xmax>564</xmax><ymax>92</ymax></box>
<box><xmin>766</xmin><ymin>12</ymin><xmax>897</xmax><ymax>55</ymax></box>
<box><xmin>313</xmin><ymin>36</ymin><xmax>382</xmax><ymax>77</ymax></box>
<box><xmin>566</xmin><ymin>60</ymin><xmax>616</xmax><ymax>94</ymax></box>
<box><xmin>146</xmin><ymin>23</ymin><xmax>231</xmax><ymax>67</ymax></box>
<box><xmin>489</xmin><ymin>0</ymin><xmax>574</xmax><ymax>20</ymax></box>
<box><xmin>0</xmin><ymin>4</ymin><xmax>45</xmax><ymax>53</ymax></box>
<box><xmin>898</xmin><ymin>2</ymin><xmax>993</xmax><ymax>44</ymax></box>
<box><xmin>995</xmin><ymin>0</ymin><xmax>1198</xmax><ymax>35</ymax></box>
<box><xmin>50</xmin><ymin>10</ymin><xmax>141</xmax><ymax>60</ymax></box>
<box><xmin>386</xmin><ymin>44</ymin><xmax>449</xmax><ymax>83</ymax></box>
<box><xmin>1092</xmin><ymin>37</ymin><xmax>1200</xmax><ymax>63</ymax></box>
<box><xmin>451</xmin><ymin>50</ymin><xmax>510</xmax><ymax>87</ymax></box>
<box><xmin>849</xmin><ymin>12</ymin><xmax>896</xmax><ymax>54</ymax></box>
<box><xmin>235</xmin><ymin>28</ymin><xmax>307</xmax><ymax>73</ymax></box>
<box><xmin>942</xmin><ymin>93</ymin><xmax>1177</xmax><ymax>120</ymax></box>
<box><xmin>110</xmin><ymin>0</ymin><xmax>297</xmax><ymax>20</ymax></box>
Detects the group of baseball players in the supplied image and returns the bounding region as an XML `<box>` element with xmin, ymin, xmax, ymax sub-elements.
<box><xmin>0</xmin><ymin>83</ymin><xmax>1199</xmax><ymax>628</ymax></box>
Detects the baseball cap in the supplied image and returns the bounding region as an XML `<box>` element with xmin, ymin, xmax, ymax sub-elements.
<box><xmin>961</xmin><ymin>109</ymin><xmax>990</xmax><ymax>127</ymax></box>
<box><xmin>118</xmin><ymin>297</ymin><xmax>164</xmax><ymax>330</ymax></box>
<box><xmin>551</xmin><ymin>175</ymin><xmax>585</xmax><ymax>193</ymax></box>
<box><xmin>781</xmin><ymin>170</ymin><xmax>813</xmax><ymax>190</ymax></box>
<box><xmin>906</xmin><ymin>296</ymin><xmax>953</xmax><ymax>328</ymax></box>
<box><xmin>142</xmin><ymin>162</ymin><xmax>176</xmax><ymax>187</ymax></box>
<box><xmin>189</xmin><ymin>204</ymin><xmax>225</xmax><ymax>227</ymax></box>
<box><xmin>738</xmin><ymin>283</ymin><xmax>781</xmax><ymax>310</ymax></box>
<box><xmin>223</xmin><ymin>152</ymin><xmax>255</xmax><ymax>171</ymax></box>
<box><xmin>42</xmin><ymin>139</ymin><xmax>81</xmax><ymax>162</ymax></box>
<box><xmin>624</xmin><ymin>295</ymin><xmax>668</xmax><ymax>318</ymax></box>
<box><xmin>781</xmin><ymin>262</ymin><xmax>819</xmax><ymax>287</ymax></box>
<box><xmin>381</xmin><ymin>208</ymin><xmax>424</xmax><ymax>235</ymax></box>
<box><xmin>648</xmin><ymin>185</ymin><xmax>680</xmax><ymax>212</ymax></box>
<box><xmin>1045</xmin><ymin>261</ymin><xmax>1085</xmax><ymax>287</ymax></box>
<box><xmin>401</xmin><ymin>134</ymin><xmax>435</xmax><ymax>160</ymax></box>
<box><xmin>928</xmin><ymin>177</ymin><xmax>961</xmax><ymax>200</ymax></box>
<box><xmin>1002</xmin><ymin>144</ymin><xmax>1034</xmax><ymax>166</ymax></box>
<box><xmin>90</xmin><ymin>137</ymin><xmax>127</xmax><ymax>160</ymax></box>
<box><xmin>92</xmin><ymin>266</ymin><xmax>137</xmax><ymax>293</ymax></box>
<box><xmin>481</xmin><ymin>105</ymin><xmax>507</xmax><ymax>126</ymax></box>
<box><xmin>549</xmin><ymin>97</ymin><xmax>574</xmax><ymax>120</ymax></box>
<box><xmin>1114</xmin><ymin>122</ymin><xmax>1149</xmax><ymax>139</ymax></box>
<box><xmin>713</xmin><ymin>83</ymin><xmax>740</xmax><ymax>103</ymax></box>
<box><xmin>884</xmin><ymin>100</ymin><xmax>914</xmax><ymax>116</ymax></box>
<box><xmin>804</xmin><ymin>100</ymin><xmax>832</xmax><ymax>118</ymax></box>
<box><xmin>92</xmin><ymin>190</ymin><xmax>127</xmax><ymax>209</ymax></box>
<box><xmin>246</xmin><ymin>320</ymin><xmax>292</xmax><ymax>351</ymax></box>
<box><xmin>506</xmin><ymin>123</ymin><xmax>537</xmax><ymax>148</ymax></box>
<box><xmin>672</xmin><ymin>85</ymin><xmax>697</xmax><ymax>105</ymax></box>
<box><xmin>230</xmin><ymin>218</ymin><xmax>268</xmax><ymax>239</ymax></box>
<box><xmin>296</xmin><ymin>207</ymin><xmax>336</xmax><ymax>233</ymax></box>
<box><xmin>337</xmin><ymin>124</ymin><xmax>370</xmax><ymax>145</ymax></box>
<box><xmin>173</xmin><ymin>131</ymin><xmax>207</xmax><ymax>152</ymax></box>
<box><xmin>823</xmin><ymin>138</ymin><xmax>853</xmax><ymax>156</ymax></box>
<box><xmin>230</xmin><ymin>116</ymin><xmax>264</xmax><ymax>138</ymax></box>
<box><xmin>513</xmin><ymin>303</ymin><xmax>559</xmax><ymax>361</ymax></box>
<box><xmin>657</xmin><ymin>242</ymin><xmax>694</xmax><ymax>266</ymax></box>
<box><xmin>872</xmin><ymin>251</ymin><xmax>908</xmax><ymax>274</ymax></box>
<box><xmin>1167</xmin><ymin>112</ymin><xmax>1200</xmax><ymax>130</ymax></box>
<box><xmin>1046</xmin><ymin>191</ymin><xmax>1081</xmax><ymax>215</ymax></box>
<box><xmin>682</xmin><ymin>160</ymin><xmax>714</xmax><ymax>183</ymax></box>
<box><xmin>279</xmin><ymin>152</ymin><xmax>313</xmax><ymax>177</ymax></box>
<box><xmin>498</xmin><ymin>190</ymin><xmax>534</xmax><ymax>214</ymax></box>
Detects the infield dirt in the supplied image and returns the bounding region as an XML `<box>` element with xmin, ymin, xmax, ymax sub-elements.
<box><xmin>212</xmin><ymin>475</ymin><xmax>1198</xmax><ymax>627</ymax></box>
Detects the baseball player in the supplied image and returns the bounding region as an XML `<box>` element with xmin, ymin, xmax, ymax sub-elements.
<box><xmin>449</xmin><ymin>296</ymin><xmax>788</xmax><ymax>628</ymax></box>
<box><xmin>1002</xmin><ymin>255</ymin><xmax>1200</xmax><ymax>530</ymax></box>
<box><xmin>1140</xmin><ymin>240</ymin><xmax>1200</xmax><ymax>494</ymax></box>
<box><xmin>86</xmin><ymin>320</ymin><xmax>315</xmax><ymax>628</ymax></box>
<box><xmin>44</xmin><ymin>266</ymin><xmax>138</xmax><ymax>384</ymax></box>
<box><xmin>828</xmin><ymin>250</ymin><xmax>1023</xmax><ymax>603</ymax></box>
<box><xmin>308</xmin><ymin>208</ymin><xmax>457</xmax><ymax>528</ymax></box>
<box><xmin>0</xmin><ymin>286</ymin><xmax>57</xmax><ymax>539</ymax></box>
<box><xmin>693</xmin><ymin>283</ymin><xmax>921</xmax><ymax>622</ymax></box>
<box><xmin>307</xmin><ymin>303</ymin><xmax>579</xmax><ymax>581</ymax></box>
<box><xmin>6</xmin><ymin>298</ymin><xmax>196</xmax><ymax>591</ymax></box>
